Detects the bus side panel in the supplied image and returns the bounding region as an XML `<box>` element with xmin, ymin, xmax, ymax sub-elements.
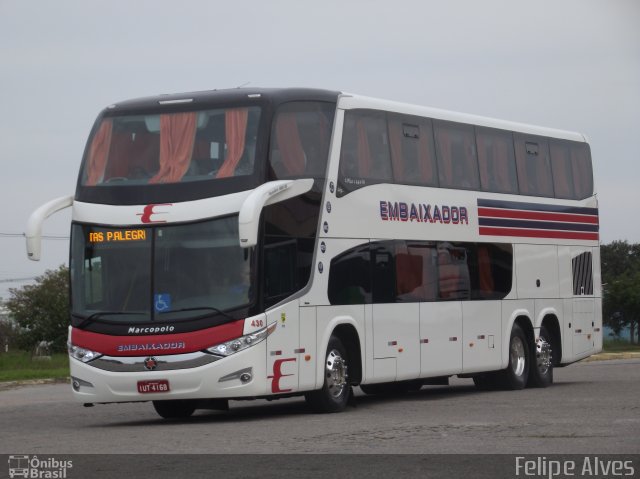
<box><xmin>462</xmin><ymin>301</ymin><xmax>502</xmax><ymax>374</ymax></box>
<box><xmin>265</xmin><ymin>303</ymin><xmax>300</xmax><ymax>394</ymax></box>
<box><xmin>515</xmin><ymin>244</ymin><xmax>560</xmax><ymax>299</ymax></box>
<box><xmin>298</xmin><ymin>306</ymin><xmax>317</xmax><ymax>391</ymax></box>
<box><xmin>372</xmin><ymin>303</ymin><xmax>420</xmax><ymax>381</ymax></box>
<box><xmin>419</xmin><ymin>302</ymin><xmax>462</xmax><ymax>377</ymax></box>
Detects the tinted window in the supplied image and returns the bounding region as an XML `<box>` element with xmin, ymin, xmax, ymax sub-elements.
<box><xmin>569</xmin><ymin>142</ymin><xmax>593</xmax><ymax>200</ymax></box>
<box><xmin>476</xmin><ymin>127</ymin><xmax>518</xmax><ymax>194</ymax></box>
<box><xmin>388</xmin><ymin>114</ymin><xmax>438</xmax><ymax>187</ymax></box>
<box><xmin>328</xmin><ymin>245</ymin><xmax>372</xmax><ymax>304</ymax></box>
<box><xmin>514</xmin><ymin>134</ymin><xmax>554</xmax><ymax>197</ymax></box>
<box><xmin>337</xmin><ymin>110</ymin><xmax>392</xmax><ymax>196</ymax></box>
<box><xmin>550</xmin><ymin>140</ymin><xmax>576</xmax><ymax>199</ymax></box>
<box><xmin>434</xmin><ymin>121</ymin><xmax>479</xmax><ymax>190</ymax></box>
<box><xmin>327</xmin><ymin>241</ymin><xmax>512</xmax><ymax>305</ymax></box>
<box><xmin>263</xmin><ymin>193</ymin><xmax>321</xmax><ymax>308</ymax></box>
<box><xmin>269</xmin><ymin>101</ymin><xmax>335</xmax><ymax>180</ymax></box>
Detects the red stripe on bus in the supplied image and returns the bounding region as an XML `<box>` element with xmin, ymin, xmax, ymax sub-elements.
<box><xmin>478</xmin><ymin>207</ymin><xmax>599</xmax><ymax>224</ymax></box>
<box><xmin>71</xmin><ymin>320</ymin><xmax>245</xmax><ymax>356</ymax></box>
<box><xmin>479</xmin><ymin>226</ymin><xmax>599</xmax><ymax>241</ymax></box>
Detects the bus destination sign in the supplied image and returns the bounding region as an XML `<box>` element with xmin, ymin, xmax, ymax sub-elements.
<box><xmin>89</xmin><ymin>229</ymin><xmax>147</xmax><ymax>243</ymax></box>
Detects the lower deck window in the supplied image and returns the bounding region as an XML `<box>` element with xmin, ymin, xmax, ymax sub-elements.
<box><xmin>328</xmin><ymin>240</ymin><xmax>513</xmax><ymax>305</ymax></box>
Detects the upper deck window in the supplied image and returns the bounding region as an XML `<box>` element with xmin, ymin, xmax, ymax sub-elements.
<box><xmin>269</xmin><ymin>102</ymin><xmax>335</xmax><ymax>180</ymax></box>
<box><xmin>434</xmin><ymin>120</ymin><xmax>479</xmax><ymax>190</ymax></box>
<box><xmin>81</xmin><ymin>107</ymin><xmax>261</xmax><ymax>187</ymax></box>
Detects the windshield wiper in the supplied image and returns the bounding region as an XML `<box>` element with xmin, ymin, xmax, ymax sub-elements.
<box><xmin>74</xmin><ymin>311</ymin><xmax>146</xmax><ymax>329</ymax></box>
<box><xmin>159</xmin><ymin>306</ymin><xmax>236</xmax><ymax>321</ymax></box>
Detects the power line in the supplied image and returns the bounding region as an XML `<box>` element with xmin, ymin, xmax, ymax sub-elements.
<box><xmin>0</xmin><ymin>232</ymin><xmax>69</xmax><ymax>240</ymax></box>
<box><xmin>0</xmin><ymin>277</ymin><xmax>37</xmax><ymax>284</ymax></box>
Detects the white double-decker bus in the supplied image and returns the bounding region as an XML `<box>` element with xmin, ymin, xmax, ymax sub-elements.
<box><xmin>26</xmin><ymin>88</ymin><xmax>601</xmax><ymax>418</ymax></box>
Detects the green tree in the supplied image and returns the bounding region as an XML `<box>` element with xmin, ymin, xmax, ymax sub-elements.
<box><xmin>5</xmin><ymin>266</ymin><xmax>69</xmax><ymax>352</ymax></box>
<box><xmin>601</xmin><ymin>241</ymin><xmax>640</xmax><ymax>343</ymax></box>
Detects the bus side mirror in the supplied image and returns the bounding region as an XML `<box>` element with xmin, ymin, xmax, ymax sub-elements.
<box><xmin>238</xmin><ymin>179</ymin><xmax>314</xmax><ymax>248</ymax></box>
<box><xmin>26</xmin><ymin>195</ymin><xmax>74</xmax><ymax>261</ymax></box>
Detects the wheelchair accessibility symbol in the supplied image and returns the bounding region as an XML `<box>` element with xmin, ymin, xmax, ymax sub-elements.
<box><xmin>154</xmin><ymin>294</ymin><xmax>172</xmax><ymax>312</ymax></box>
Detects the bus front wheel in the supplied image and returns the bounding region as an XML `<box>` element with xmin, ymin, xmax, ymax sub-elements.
<box><xmin>305</xmin><ymin>336</ymin><xmax>351</xmax><ymax>413</ymax></box>
<box><xmin>152</xmin><ymin>399</ymin><xmax>197</xmax><ymax>419</ymax></box>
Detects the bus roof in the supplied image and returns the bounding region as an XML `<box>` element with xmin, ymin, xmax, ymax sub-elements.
<box><xmin>102</xmin><ymin>87</ymin><xmax>587</xmax><ymax>143</ymax></box>
<box><xmin>339</xmin><ymin>93</ymin><xmax>587</xmax><ymax>143</ymax></box>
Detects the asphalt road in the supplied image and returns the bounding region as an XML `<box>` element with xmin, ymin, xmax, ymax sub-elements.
<box><xmin>1</xmin><ymin>359</ymin><xmax>639</xmax><ymax>456</ymax></box>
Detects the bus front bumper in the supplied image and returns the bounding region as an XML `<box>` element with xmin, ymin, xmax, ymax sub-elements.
<box><xmin>68</xmin><ymin>341</ymin><xmax>268</xmax><ymax>403</ymax></box>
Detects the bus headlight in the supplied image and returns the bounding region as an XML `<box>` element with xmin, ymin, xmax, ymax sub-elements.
<box><xmin>68</xmin><ymin>342</ymin><xmax>103</xmax><ymax>363</ymax></box>
<box><xmin>207</xmin><ymin>322</ymin><xmax>276</xmax><ymax>357</ymax></box>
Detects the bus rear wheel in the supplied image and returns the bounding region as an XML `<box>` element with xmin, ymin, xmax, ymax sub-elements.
<box><xmin>305</xmin><ymin>336</ymin><xmax>350</xmax><ymax>413</ymax></box>
<box><xmin>528</xmin><ymin>325</ymin><xmax>553</xmax><ymax>388</ymax></box>
<box><xmin>152</xmin><ymin>399</ymin><xmax>197</xmax><ymax>419</ymax></box>
<box><xmin>498</xmin><ymin>323</ymin><xmax>530</xmax><ymax>390</ymax></box>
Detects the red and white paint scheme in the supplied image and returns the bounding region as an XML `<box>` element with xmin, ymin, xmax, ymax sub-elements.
<box><xmin>26</xmin><ymin>88</ymin><xmax>602</xmax><ymax>418</ymax></box>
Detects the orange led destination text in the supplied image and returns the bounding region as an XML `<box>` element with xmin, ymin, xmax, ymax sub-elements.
<box><xmin>89</xmin><ymin>230</ymin><xmax>147</xmax><ymax>243</ymax></box>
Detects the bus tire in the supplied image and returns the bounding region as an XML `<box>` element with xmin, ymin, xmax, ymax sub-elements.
<box><xmin>152</xmin><ymin>399</ymin><xmax>197</xmax><ymax>419</ymax></box>
<box><xmin>305</xmin><ymin>336</ymin><xmax>350</xmax><ymax>413</ymax></box>
<box><xmin>473</xmin><ymin>372</ymin><xmax>498</xmax><ymax>391</ymax></box>
<box><xmin>499</xmin><ymin>323</ymin><xmax>530</xmax><ymax>390</ymax></box>
<box><xmin>528</xmin><ymin>325</ymin><xmax>554</xmax><ymax>388</ymax></box>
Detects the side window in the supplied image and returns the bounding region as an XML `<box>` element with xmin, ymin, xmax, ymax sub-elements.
<box><xmin>263</xmin><ymin>193</ymin><xmax>321</xmax><ymax>308</ymax></box>
<box><xmin>269</xmin><ymin>101</ymin><xmax>336</xmax><ymax>180</ymax></box>
<box><xmin>371</xmin><ymin>242</ymin><xmax>396</xmax><ymax>303</ymax></box>
<box><xmin>337</xmin><ymin>110</ymin><xmax>392</xmax><ymax>197</ymax></box>
<box><xmin>476</xmin><ymin>127</ymin><xmax>518</xmax><ymax>194</ymax></box>
<box><xmin>399</xmin><ymin>242</ymin><xmax>438</xmax><ymax>302</ymax></box>
<box><xmin>570</xmin><ymin>142</ymin><xmax>593</xmax><ymax>200</ymax></box>
<box><xmin>437</xmin><ymin>242</ymin><xmax>470</xmax><ymax>300</ymax></box>
<box><xmin>434</xmin><ymin>121</ymin><xmax>479</xmax><ymax>190</ymax></box>
<box><xmin>328</xmin><ymin>244</ymin><xmax>372</xmax><ymax>305</ymax></box>
<box><xmin>514</xmin><ymin>134</ymin><xmax>554</xmax><ymax>197</ymax></box>
<box><xmin>550</xmin><ymin>140</ymin><xmax>576</xmax><ymax>199</ymax></box>
<box><xmin>469</xmin><ymin>243</ymin><xmax>513</xmax><ymax>299</ymax></box>
<box><xmin>388</xmin><ymin>114</ymin><xmax>438</xmax><ymax>187</ymax></box>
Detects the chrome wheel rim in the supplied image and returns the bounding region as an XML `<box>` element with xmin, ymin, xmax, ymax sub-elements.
<box><xmin>325</xmin><ymin>349</ymin><xmax>348</xmax><ymax>398</ymax></box>
<box><xmin>536</xmin><ymin>338</ymin><xmax>552</xmax><ymax>376</ymax></box>
<box><xmin>510</xmin><ymin>336</ymin><xmax>526</xmax><ymax>377</ymax></box>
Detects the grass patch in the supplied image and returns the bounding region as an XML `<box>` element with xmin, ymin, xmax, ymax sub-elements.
<box><xmin>0</xmin><ymin>351</ymin><xmax>69</xmax><ymax>382</ymax></box>
<box><xmin>603</xmin><ymin>339</ymin><xmax>640</xmax><ymax>353</ymax></box>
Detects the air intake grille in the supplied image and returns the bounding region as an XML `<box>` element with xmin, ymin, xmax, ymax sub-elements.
<box><xmin>572</xmin><ymin>251</ymin><xmax>593</xmax><ymax>295</ymax></box>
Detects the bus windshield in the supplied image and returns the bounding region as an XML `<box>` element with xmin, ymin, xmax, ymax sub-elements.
<box><xmin>70</xmin><ymin>216</ymin><xmax>254</xmax><ymax>324</ymax></box>
<box><xmin>80</xmin><ymin>107</ymin><xmax>262</xmax><ymax>186</ymax></box>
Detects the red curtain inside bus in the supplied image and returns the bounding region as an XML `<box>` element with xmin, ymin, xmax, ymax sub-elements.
<box><xmin>273</xmin><ymin>112</ymin><xmax>305</xmax><ymax>176</ymax></box>
<box><xmin>86</xmin><ymin>120</ymin><xmax>113</xmax><ymax>186</ymax></box>
<box><xmin>216</xmin><ymin>108</ymin><xmax>249</xmax><ymax>178</ymax></box>
<box><xmin>149</xmin><ymin>112</ymin><xmax>197</xmax><ymax>184</ymax></box>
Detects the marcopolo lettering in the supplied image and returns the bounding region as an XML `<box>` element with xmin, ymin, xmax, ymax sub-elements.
<box><xmin>128</xmin><ymin>325</ymin><xmax>175</xmax><ymax>334</ymax></box>
<box><xmin>380</xmin><ymin>201</ymin><xmax>469</xmax><ymax>225</ymax></box>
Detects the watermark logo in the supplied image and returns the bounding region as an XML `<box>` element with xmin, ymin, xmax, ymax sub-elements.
<box><xmin>8</xmin><ymin>455</ymin><xmax>72</xmax><ymax>478</ymax></box>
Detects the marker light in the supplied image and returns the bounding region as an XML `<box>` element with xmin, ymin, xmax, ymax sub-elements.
<box><xmin>207</xmin><ymin>322</ymin><xmax>276</xmax><ymax>357</ymax></box>
<box><xmin>68</xmin><ymin>343</ymin><xmax>103</xmax><ymax>363</ymax></box>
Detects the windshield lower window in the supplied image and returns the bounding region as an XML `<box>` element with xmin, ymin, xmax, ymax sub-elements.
<box><xmin>71</xmin><ymin>216</ymin><xmax>254</xmax><ymax>324</ymax></box>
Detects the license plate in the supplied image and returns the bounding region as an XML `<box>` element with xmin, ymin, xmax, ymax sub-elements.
<box><xmin>137</xmin><ymin>379</ymin><xmax>170</xmax><ymax>394</ymax></box>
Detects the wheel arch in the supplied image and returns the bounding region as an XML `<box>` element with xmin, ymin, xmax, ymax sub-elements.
<box><xmin>316</xmin><ymin>316</ymin><xmax>363</xmax><ymax>389</ymax></box>
<box><xmin>502</xmin><ymin>309</ymin><xmax>534</xmax><ymax>369</ymax></box>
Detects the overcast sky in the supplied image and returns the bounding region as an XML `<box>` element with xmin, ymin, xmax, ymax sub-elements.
<box><xmin>0</xmin><ymin>0</ymin><xmax>638</xmax><ymax>300</ymax></box>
